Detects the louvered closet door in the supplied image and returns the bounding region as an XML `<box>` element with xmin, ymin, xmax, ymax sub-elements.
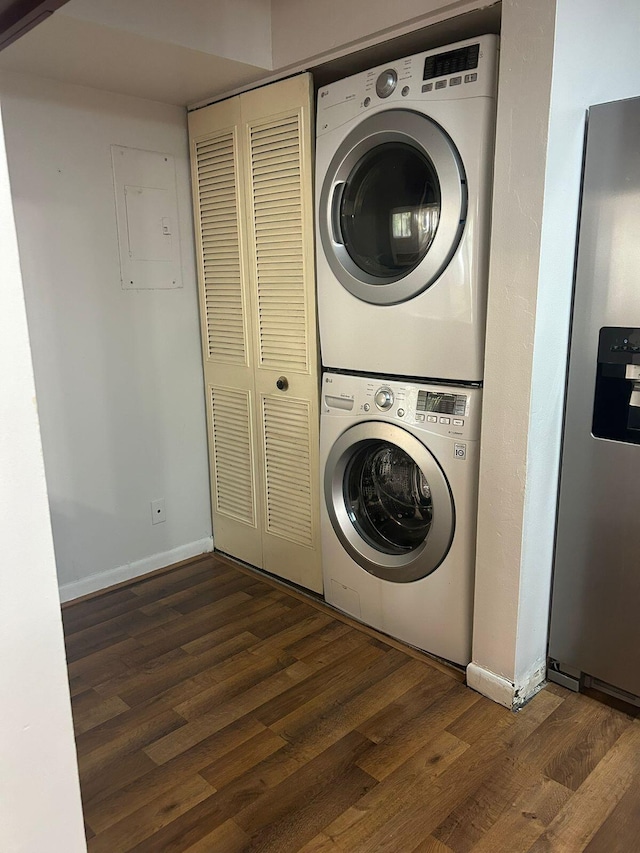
<box><xmin>240</xmin><ymin>75</ymin><xmax>323</xmax><ymax>593</ymax></box>
<box><xmin>189</xmin><ymin>97</ymin><xmax>262</xmax><ymax>568</ymax></box>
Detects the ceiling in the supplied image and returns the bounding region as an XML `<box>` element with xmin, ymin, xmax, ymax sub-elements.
<box><xmin>0</xmin><ymin>1</ymin><xmax>273</xmax><ymax>105</ymax></box>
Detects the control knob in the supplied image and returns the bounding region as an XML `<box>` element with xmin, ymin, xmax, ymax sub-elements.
<box><xmin>375</xmin><ymin>69</ymin><xmax>398</xmax><ymax>99</ymax></box>
<box><xmin>374</xmin><ymin>388</ymin><xmax>394</xmax><ymax>410</ymax></box>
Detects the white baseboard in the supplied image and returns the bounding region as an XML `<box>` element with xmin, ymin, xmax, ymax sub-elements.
<box><xmin>466</xmin><ymin>660</ymin><xmax>546</xmax><ymax>710</ymax></box>
<box><xmin>58</xmin><ymin>536</ymin><xmax>214</xmax><ymax>603</ymax></box>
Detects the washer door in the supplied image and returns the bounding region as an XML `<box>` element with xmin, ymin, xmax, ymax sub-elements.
<box><xmin>325</xmin><ymin>422</ymin><xmax>455</xmax><ymax>582</ymax></box>
<box><xmin>319</xmin><ymin>110</ymin><xmax>467</xmax><ymax>306</ymax></box>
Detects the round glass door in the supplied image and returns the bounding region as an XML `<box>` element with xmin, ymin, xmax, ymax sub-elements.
<box><xmin>344</xmin><ymin>441</ymin><xmax>433</xmax><ymax>554</ymax></box>
<box><xmin>319</xmin><ymin>110</ymin><xmax>467</xmax><ymax>306</ymax></box>
<box><xmin>324</xmin><ymin>422</ymin><xmax>455</xmax><ymax>582</ymax></box>
<box><xmin>340</xmin><ymin>143</ymin><xmax>441</xmax><ymax>279</ymax></box>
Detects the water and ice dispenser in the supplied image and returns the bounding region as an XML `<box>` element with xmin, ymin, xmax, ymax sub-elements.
<box><xmin>593</xmin><ymin>327</ymin><xmax>640</xmax><ymax>442</ymax></box>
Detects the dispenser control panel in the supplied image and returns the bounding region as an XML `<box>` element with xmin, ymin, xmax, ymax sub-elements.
<box><xmin>593</xmin><ymin>326</ymin><xmax>640</xmax><ymax>443</ymax></box>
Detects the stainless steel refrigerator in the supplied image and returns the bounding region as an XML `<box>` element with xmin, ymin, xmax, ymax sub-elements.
<box><xmin>548</xmin><ymin>96</ymin><xmax>640</xmax><ymax>705</ymax></box>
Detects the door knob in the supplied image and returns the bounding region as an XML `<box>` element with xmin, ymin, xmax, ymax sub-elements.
<box><xmin>276</xmin><ymin>376</ymin><xmax>289</xmax><ymax>391</ymax></box>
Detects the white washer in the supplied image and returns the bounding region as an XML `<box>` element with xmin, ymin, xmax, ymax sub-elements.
<box><xmin>320</xmin><ymin>371</ymin><xmax>481</xmax><ymax>666</ymax></box>
<box><xmin>316</xmin><ymin>35</ymin><xmax>498</xmax><ymax>383</ymax></box>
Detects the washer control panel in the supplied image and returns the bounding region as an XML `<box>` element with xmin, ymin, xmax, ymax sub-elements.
<box><xmin>316</xmin><ymin>34</ymin><xmax>498</xmax><ymax>137</ymax></box>
<box><xmin>323</xmin><ymin>372</ymin><xmax>481</xmax><ymax>441</ymax></box>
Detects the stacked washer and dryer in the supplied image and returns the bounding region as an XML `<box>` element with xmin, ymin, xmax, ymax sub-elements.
<box><xmin>316</xmin><ymin>35</ymin><xmax>498</xmax><ymax>666</ymax></box>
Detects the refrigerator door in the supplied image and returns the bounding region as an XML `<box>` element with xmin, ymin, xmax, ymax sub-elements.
<box><xmin>549</xmin><ymin>96</ymin><xmax>640</xmax><ymax>700</ymax></box>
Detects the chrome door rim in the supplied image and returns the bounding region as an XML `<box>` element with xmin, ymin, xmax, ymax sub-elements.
<box><xmin>319</xmin><ymin>109</ymin><xmax>467</xmax><ymax>305</ymax></box>
<box><xmin>324</xmin><ymin>422</ymin><xmax>455</xmax><ymax>582</ymax></box>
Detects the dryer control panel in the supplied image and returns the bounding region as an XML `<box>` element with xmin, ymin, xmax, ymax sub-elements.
<box><xmin>317</xmin><ymin>33</ymin><xmax>498</xmax><ymax>137</ymax></box>
<box><xmin>322</xmin><ymin>372</ymin><xmax>482</xmax><ymax>442</ymax></box>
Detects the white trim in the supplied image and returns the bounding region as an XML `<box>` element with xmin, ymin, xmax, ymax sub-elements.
<box><xmin>466</xmin><ymin>662</ymin><xmax>515</xmax><ymax>708</ymax></box>
<box><xmin>58</xmin><ymin>537</ymin><xmax>214</xmax><ymax>603</ymax></box>
<box><xmin>513</xmin><ymin>661</ymin><xmax>548</xmax><ymax>708</ymax></box>
<box><xmin>466</xmin><ymin>660</ymin><xmax>546</xmax><ymax>710</ymax></box>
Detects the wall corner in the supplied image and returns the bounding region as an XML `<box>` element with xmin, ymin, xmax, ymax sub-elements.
<box><xmin>467</xmin><ymin>660</ymin><xmax>547</xmax><ymax>710</ymax></box>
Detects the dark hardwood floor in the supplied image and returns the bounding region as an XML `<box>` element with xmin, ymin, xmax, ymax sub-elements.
<box><xmin>62</xmin><ymin>553</ymin><xmax>640</xmax><ymax>852</ymax></box>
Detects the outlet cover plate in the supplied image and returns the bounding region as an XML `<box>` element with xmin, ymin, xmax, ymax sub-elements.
<box><xmin>151</xmin><ymin>498</ymin><xmax>166</xmax><ymax>524</ymax></box>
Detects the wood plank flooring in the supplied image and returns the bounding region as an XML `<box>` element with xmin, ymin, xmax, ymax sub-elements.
<box><xmin>62</xmin><ymin>554</ymin><xmax>640</xmax><ymax>852</ymax></box>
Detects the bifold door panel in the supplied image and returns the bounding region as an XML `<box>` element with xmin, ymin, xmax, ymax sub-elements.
<box><xmin>194</xmin><ymin>129</ymin><xmax>249</xmax><ymax>365</ymax></box>
<box><xmin>189</xmin><ymin>75</ymin><xmax>322</xmax><ymax>594</ymax></box>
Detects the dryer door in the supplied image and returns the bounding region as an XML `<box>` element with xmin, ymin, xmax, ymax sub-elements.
<box><xmin>319</xmin><ymin>109</ymin><xmax>467</xmax><ymax>306</ymax></box>
<box><xmin>325</xmin><ymin>422</ymin><xmax>455</xmax><ymax>582</ymax></box>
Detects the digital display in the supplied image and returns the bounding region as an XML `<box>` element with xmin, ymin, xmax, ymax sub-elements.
<box><xmin>423</xmin><ymin>44</ymin><xmax>480</xmax><ymax>81</ymax></box>
<box><xmin>417</xmin><ymin>391</ymin><xmax>467</xmax><ymax>416</ymax></box>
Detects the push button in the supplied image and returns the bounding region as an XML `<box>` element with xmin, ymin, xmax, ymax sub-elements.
<box><xmin>439</xmin><ymin>417</ymin><xmax>451</xmax><ymax>424</ymax></box>
<box><xmin>453</xmin><ymin>418</ymin><xmax>464</xmax><ymax>426</ymax></box>
<box><xmin>464</xmin><ymin>73</ymin><xmax>478</xmax><ymax>83</ymax></box>
<box><xmin>427</xmin><ymin>415</ymin><xmax>438</xmax><ymax>423</ymax></box>
<box><xmin>435</xmin><ymin>80</ymin><xmax>447</xmax><ymax>90</ymax></box>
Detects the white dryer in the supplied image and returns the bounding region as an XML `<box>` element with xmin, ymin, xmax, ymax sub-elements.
<box><xmin>320</xmin><ymin>371</ymin><xmax>481</xmax><ymax>666</ymax></box>
<box><xmin>316</xmin><ymin>35</ymin><xmax>498</xmax><ymax>383</ymax></box>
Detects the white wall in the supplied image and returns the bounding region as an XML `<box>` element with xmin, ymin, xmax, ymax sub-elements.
<box><xmin>0</xmin><ymin>72</ymin><xmax>212</xmax><ymax>601</ymax></box>
<box><xmin>271</xmin><ymin>0</ymin><xmax>488</xmax><ymax>68</ymax></box>
<box><xmin>0</xmin><ymin>99</ymin><xmax>86</xmax><ymax>852</ymax></box>
<box><xmin>469</xmin><ymin>0</ymin><xmax>557</xmax><ymax>707</ymax></box>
